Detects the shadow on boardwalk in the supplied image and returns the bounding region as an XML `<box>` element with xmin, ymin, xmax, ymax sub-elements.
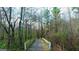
<box><xmin>28</xmin><ymin>39</ymin><xmax>50</xmax><ymax>51</ymax></box>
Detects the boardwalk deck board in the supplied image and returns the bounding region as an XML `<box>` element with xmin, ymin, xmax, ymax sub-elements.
<box><xmin>28</xmin><ymin>39</ymin><xmax>50</xmax><ymax>51</ymax></box>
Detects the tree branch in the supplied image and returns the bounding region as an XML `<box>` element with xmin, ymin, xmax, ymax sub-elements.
<box><xmin>0</xmin><ymin>22</ymin><xmax>9</xmax><ymax>34</ymax></box>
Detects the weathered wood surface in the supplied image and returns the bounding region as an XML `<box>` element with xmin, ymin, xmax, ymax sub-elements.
<box><xmin>28</xmin><ymin>39</ymin><xmax>51</xmax><ymax>51</ymax></box>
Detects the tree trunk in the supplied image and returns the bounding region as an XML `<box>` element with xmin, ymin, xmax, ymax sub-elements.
<box><xmin>18</xmin><ymin>7</ymin><xmax>24</xmax><ymax>50</ymax></box>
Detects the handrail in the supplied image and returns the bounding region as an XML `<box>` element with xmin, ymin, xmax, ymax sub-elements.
<box><xmin>24</xmin><ymin>39</ymin><xmax>35</xmax><ymax>50</ymax></box>
<box><xmin>42</xmin><ymin>38</ymin><xmax>50</xmax><ymax>44</ymax></box>
<box><xmin>42</xmin><ymin>38</ymin><xmax>51</xmax><ymax>49</ymax></box>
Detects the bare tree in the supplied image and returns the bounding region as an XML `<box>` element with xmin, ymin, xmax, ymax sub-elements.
<box><xmin>0</xmin><ymin>7</ymin><xmax>18</xmax><ymax>50</ymax></box>
<box><xmin>18</xmin><ymin>7</ymin><xmax>24</xmax><ymax>50</ymax></box>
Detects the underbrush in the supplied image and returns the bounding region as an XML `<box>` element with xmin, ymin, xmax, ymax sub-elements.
<box><xmin>0</xmin><ymin>40</ymin><xmax>6</xmax><ymax>49</ymax></box>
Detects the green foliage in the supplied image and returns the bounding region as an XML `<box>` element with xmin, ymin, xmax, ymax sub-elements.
<box><xmin>51</xmin><ymin>7</ymin><xmax>60</xmax><ymax>16</ymax></box>
<box><xmin>52</xmin><ymin>32</ymin><xmax>68</xmax><ymax>43</ymax></box>
<box><xmin>43</xmin><ymin>8</ymin><xmax>50</xmax><ymax>19</ymax></box>
<box><xmin>0</xmin><ymin>40</ymin><xmax>6</xmax><ymax>49</ymax></box>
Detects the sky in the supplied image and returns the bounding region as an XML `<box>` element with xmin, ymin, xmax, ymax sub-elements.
<box><xmin>4</xmin><ymin>7</ymin><xmax>74</xmax><ymax>29</ymax></box>
<box><xmin>13</xmin><ymin>7</ymin><xmax>72</xmax><ymax>20</ymax></box>
<box><xmin>60</xmin><ymin>7</ymin><xmax>69</xmax><ymax>20</ymax></box>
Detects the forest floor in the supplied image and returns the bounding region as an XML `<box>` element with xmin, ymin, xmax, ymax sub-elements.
<box><xmin>28</xmin><ymin>39</ymin><xmax>50</xmax><ymax>51</ymax></box>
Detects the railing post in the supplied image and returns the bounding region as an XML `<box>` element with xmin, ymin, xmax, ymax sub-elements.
<box><xmin>48</xmin><ymin>42</ymin><xmax>51</xmax><ymax>50</ymax></box>
<box><xmin>24</xmin><ymin>42</ymin><xmax>27</xmax><ymax>50</ymax></box>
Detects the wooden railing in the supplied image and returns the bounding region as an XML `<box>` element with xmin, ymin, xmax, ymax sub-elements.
<box><xmin>42</xmin><ymin>38</ymin><xmax>51</xmax><ymax>50</ymax></box>
<box><xmin>24</xmin><ymin>39</ymin><xmax>35</xmax><ymax>50</ymax></box>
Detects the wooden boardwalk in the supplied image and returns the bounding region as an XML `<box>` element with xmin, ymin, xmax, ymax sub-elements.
<box><xmin>28</xmin><ymin>39</ymin><xmax>50</xmax><ymax>51</ymax></box>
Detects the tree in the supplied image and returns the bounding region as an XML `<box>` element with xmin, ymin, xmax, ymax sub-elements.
<box><xmin>18</xmin><ymin>7</ymin><xmax>24</xmax><ymax>50</ymax></box>
<box><xmin>51</xmin><ymin>7</ymin><xmax>60</xmax><ymax>32</ymax></box>
<box><xmin>43</xmin><ymin>8</ymin><xmax>51</xmax><ymax>37</ymax></box>
<box><xmin>0</xmin><ymin>7</ymin><xmax>18</xmax><ymax>50</ymax></box>
<box><xmin>72</xmin><ymin>7</ymin><xmax>79</xmax><ymax>19</ymax></box>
